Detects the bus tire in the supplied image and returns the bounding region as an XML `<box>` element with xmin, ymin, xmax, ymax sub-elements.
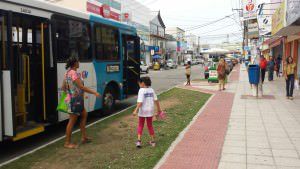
<box><xmin>102</xmin><ymin>87</ymin><xmax>115</xmax><ymax>114</ymax></box>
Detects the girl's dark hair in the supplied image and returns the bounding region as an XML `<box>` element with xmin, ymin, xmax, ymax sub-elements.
<box><xmin>65</xmin><ymin>56</ymin><xmax>79</xmax><ymax>70</ymax></box>
<box><xmin>187</xmin><ymin>61</ymin><xmax>191</xmax><ymax>65</ymax></box>
<box><xmin>139</xmin><ymin>76</ymin><xmax>152</xmax><ymax>86</ymax></box>
<box><xmin>286</xmin><ymin>56</ymin><xmax>293</xmax><ymax>64</ymax></box>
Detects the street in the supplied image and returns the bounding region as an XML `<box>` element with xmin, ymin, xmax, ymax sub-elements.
<box><xmin>0</xmin><ymin>65</ymin><xmax>204</xmax><ymax>165</ymax></box>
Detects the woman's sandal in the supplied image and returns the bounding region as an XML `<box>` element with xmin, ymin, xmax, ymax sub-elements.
<box><xmin>81</xmin><ymin>137</ymin><xmax>92</xmax><ymax>144</ymax></box>
<box><xmin>64</xmin><ymin>143</ymin><xmax>78</xmax><ymax>149</ymax></box>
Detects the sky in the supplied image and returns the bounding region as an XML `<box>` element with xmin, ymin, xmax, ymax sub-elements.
<box><xmin>136</xmin><ymin>0</ymin><xmax>244</xmax><ymax>44</ymax></box>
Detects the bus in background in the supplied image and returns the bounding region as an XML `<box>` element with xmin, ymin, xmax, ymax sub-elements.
<box><xmin>0</xmin><ymin>0</ymin><xmax>140</xmax><ymax>142</ymax></box>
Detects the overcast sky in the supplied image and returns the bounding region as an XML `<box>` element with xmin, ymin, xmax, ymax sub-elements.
<box><xmin>137</xmin><ymin>0</ymin><xmax>244</xmax><ymax>44</ymax></box>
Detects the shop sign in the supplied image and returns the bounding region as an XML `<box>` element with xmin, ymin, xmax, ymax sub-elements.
<box><xmin>86</xmin><ymin>2</ymin><xmax>101</xmax><ymax>15</ymax></box>
<box><xmin>272</xmin><ymin>1</ymin><xmax>286</xmax><ymax>35</ymax></box>
<box><xmin>258</xmin><ymin>14</ymin><xmax>272</xmax><ymax>35</ymax></box>
<box><xmin>101</xmin><ymin>4</ymin><xmax>111</xmax><ymax>18</ymax></box>
<box><xmin>122</xmin><ymin>13</ymin><xmax>131</xmax><ymax>22</ymax></box>
<box><xmin>242</xmin><ymin>0</ymin><xmax>257</xmax><ymax>20</ymax></box>
<box><xmin>148</xmin><ymin>46</ymin><xmax>159</xmax><ymax>52</ymax></box>
<box><xmin>248</xmin><ymin>20</ymin><xmax>259</xmax><ymax>39</ymax></box>
<box><xmin>110</xmin><ymin>10</ymin><xmax>120</xmax><ymax>21</ymax></box>
<box><xmin>286</xmin><ymin>0</ymin><xmax>300</xmax><ymax>26</ymax></box>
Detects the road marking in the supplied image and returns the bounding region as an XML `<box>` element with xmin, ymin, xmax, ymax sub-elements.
<box><xmin>153</xmin><ymin>92</ymin><xmax>215</xmax><ymax>169</ymax></box>
<box><xmin>0</xmin><ymin>86</ymin><xmax>175</xmax><ymax>167</ymax></box>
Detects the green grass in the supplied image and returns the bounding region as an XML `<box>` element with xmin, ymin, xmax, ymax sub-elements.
<box><xmin>2</xmin><ymin>88</ymin><xmax>211</xmax><ymax>169</ymax></box>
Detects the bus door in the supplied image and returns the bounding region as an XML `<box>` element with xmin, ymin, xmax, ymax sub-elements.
<box><xmin>8</xmin><ymin>13</ymin><xmax>55</xmax><ymax>141</ymax></box>
<box><xmin>0</xmin><ymin>13</ymin><xmax>6</xmax><ymax>141</ymax></box>
<box><xmin>122</xmin><ymin>35</ymin><xmax>140</xmax><ymax>96</ymax></box>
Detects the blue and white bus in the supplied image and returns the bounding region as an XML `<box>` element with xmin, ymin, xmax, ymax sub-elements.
<box><xmin>0</xmin><ymin>0</ymin><xmax>140</xmax><ymax>142</ymax></box>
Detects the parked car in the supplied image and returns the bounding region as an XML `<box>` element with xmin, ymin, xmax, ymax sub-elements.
<box><xmin>140</xmin><ymin>61</ymin><xmax>149</xmax><ymax>73</ymax></box>
<box><xmin>166</xmin><ymin>59</ymin><xmax>178</xmax><ymax>69</ymax></box>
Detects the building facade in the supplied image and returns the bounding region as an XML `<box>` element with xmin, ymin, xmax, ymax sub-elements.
<box><xmin>45</xmin><ymin>0</ymin><xmax>122</xmax><ymax>21</ymax></box>
<box><xmin>186</xmin><ymin>33</ymin><xmax>198</xmax><ymax>56</ymax></box>
<box><xmin>150</xmin><ymin>11</ymin><xmax>166</xmax><ymax>63</ymax></box>
<box><xmin>270</xmin><ymin>0</ymin><xmax>300</xmax><ymax>77</ymax></box>
<box><xmin>121</xmin><ymin>0</ymin><xmax>151</xmax><ymax>64</ymax></box>
<box><xmin>166</xmin><ymin>27</ymin><xmax>186</xmax><ymax>63</ymax></box>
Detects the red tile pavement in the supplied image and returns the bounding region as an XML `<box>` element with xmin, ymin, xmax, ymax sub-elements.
<box><xmin>228</xmin><ymin>65</ymin><xmax>240</xmax><ymax>82</ymax></box>
<box><xmin>159</xmin><ymin>65</ymin><xmax>240</xmax><ymax>169</ymax></box>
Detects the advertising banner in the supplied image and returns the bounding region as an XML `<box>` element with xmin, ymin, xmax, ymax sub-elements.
<box><xmin>286</xmin><ymin>0</ymin><xmax>300</xmax><ymax>25</ymax></box>
<box><xmin>242</xmin><ymin>0</ymin><xmax>257</xmax><ymax>20</ymax></box>
<box><xmin>272</xmin><ymin>1</ymin><xmax>286</xmax><ymax>35</ymax></box>
<box><xmin>248</xmin><ymin>19</ymin><xmax>259</xmax><ymax>39</ymax></box>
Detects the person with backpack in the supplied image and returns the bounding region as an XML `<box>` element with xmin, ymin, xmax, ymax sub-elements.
<box><xmin>259</xmin><ymin>56</ymin><xmax>267</xmax><ymax>84</ymax></box>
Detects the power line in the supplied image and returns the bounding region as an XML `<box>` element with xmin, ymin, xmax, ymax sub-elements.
<box><xmin>185</xmin><ymin>14</ymin><xmax>235</xmax><ymax>31</ymax></box>
<box><xmin>198</xmin><ymin>24</ymin><xmax>240</xmax><ymax>35</ymax></box>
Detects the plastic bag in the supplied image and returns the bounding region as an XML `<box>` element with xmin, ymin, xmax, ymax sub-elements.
<box><xmin>295</xmin><ymin>79</ymin><xmax>299</xmax><ymax>90</ymax></box>
<box><xmin>56</xmin><ymin>92</ymin><xmax>70</xmax><ymax>113</ymax></box>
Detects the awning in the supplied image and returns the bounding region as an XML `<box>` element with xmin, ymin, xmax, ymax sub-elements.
<box><xmin>269</xmin><ymin>37</ymin><xmax>284</xmax><ymax>48</ymax></box>
<box><xmin>152</xmin><ymin>55</ymin><xmax>161</xmax><ymax>59</ymax></box>
<box><xmin>272</xmin><ymin>26</ymin><xmax>300</xmax><ymax>37</ymax></box>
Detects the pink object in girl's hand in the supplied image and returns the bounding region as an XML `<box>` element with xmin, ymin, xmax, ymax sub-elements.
<box><xmin>157</xmin><ymin>111</ymin><xmax>166</xmax><ymax>120</ymax></box>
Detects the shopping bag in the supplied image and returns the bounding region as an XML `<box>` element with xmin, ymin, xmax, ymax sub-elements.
<box><xmin>156</xmin><ymin>111</ymin><xmax>167</xmax><ymax>120</ymax></box>
<box><xmin>295</xmin><ymin>79</ymin><xmax>299</xmax><ymax>90</ymax></box>
<box><xmin>56</xmin><ymin>92</ymin><xmax>69</xmax><ymax>113</ymax></box>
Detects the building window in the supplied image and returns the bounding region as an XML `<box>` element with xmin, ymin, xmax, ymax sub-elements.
<box><xmin>94</xmin><ymin>24</ymin><xmax>119</xmax><ymax>61</ymax></box>
<box><xmin>54</xmin><ymin>18</ymin><xmax>91</xmax><ymax>62</ymax></box>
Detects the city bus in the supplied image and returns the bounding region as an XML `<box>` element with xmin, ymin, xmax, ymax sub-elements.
<box><xmin>0</xmin><ymin>0</ymin><xmax>140</xmax><ymax>142</ymax></box>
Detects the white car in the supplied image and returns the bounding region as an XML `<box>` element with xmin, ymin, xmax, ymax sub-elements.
<box><xmin>166</xmin><ymin>59</ymin><xmax>178</xmax><ymax>69</ymax></box>
<box><xmin>140</xmin><ymin>61</ymin><xmax>149</xmax><ymax>73</ymax></box>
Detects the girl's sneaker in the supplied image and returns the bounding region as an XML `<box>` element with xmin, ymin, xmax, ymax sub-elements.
<box><xmin>136</xmin><ymin>141</ymin><xmax>141</xmax><ymax>148</ymax></box>
<box><xmin>149</xmin><ymin>141</ymin><xmax>156</xmax><ymax>147</ymax></box>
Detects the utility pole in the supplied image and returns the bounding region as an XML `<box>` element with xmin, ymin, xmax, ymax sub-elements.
<box><xmin>232</xmin><ymin>8</ymin><xmax>245</xmax><ymax>59</ymax></box>
<box><xmin>198</xmin><ymin>36</ymin><xmax>200</xmax><ymax>54</ymax></box>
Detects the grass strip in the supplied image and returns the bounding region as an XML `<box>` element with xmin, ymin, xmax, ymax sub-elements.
<box><xmin>2</xmin><ymin>88</ymin><xmax>211</xmax><ymax>169</ymax></box>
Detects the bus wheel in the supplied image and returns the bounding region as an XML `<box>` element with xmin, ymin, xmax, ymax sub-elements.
<box><xmin>102</xmin><ymin>88</ymin><xmax>115</xmax><ymax>113</ymax></box>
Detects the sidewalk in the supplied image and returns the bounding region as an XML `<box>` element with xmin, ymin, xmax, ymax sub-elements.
<box><xmin>219</xmin><ymin>65</ymin><xmax>300</xmax><ymax>169</ymax></box>
<box><xmin>155</xmin><ymin>64</ymin><xmax>300</xmax><ymax>169</ymax></box>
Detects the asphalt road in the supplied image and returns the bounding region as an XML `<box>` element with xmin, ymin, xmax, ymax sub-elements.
<box><xmin>0</xmin><ymin>64</ymin><xmax>204</xmax><ymax>165</ymax></box>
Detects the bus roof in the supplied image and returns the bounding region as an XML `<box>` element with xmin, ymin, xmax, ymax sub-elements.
<box><xmin>3</xmin><ymin>0</ymin><xmax>136</xmax><ymax>32</ymax></box>
<box><xmin>89</xmin><ymin>14</ymin><xmax>136</xmax><ymax>32</ymax></box>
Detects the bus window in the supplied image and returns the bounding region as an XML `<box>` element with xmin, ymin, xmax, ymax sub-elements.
<box><xmin>0</xmin><ymin>16</ymin><xmax>8</xmax><ymax>69</ymax></box>
<box><xmin>54</xmin><ymin>18</ymin><xmax>92</xmax><ymax>62</ymax></box>
<box><xmin>94</xmin><ymin>24</ymin><xmax>119</xmax><ymax>61</ymax></box>
<box><xmin>94</xmin><ymin>25</ymin><xmax>103</xmax><ymax>60</ymax></box>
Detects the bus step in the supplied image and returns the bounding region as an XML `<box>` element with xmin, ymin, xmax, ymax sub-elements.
<box><xmin>13</xmin><ymin>123</ymin><xmax>45</xmax><ymax>141</ymax></box>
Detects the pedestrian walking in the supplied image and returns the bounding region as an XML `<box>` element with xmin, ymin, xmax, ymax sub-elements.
<box><xmin>284</xmin><ymin>56</ymin><xmax>297</xmax><ymax>100</ymax></box>
<box><xmin>276</xmin><ymin>55</ymin><xmax>282</xmax><ymax>77</ymax></box>
<box><xmin>267</xmin><ymin>56</ymin><xmax>275</xmax><ymax>81</ymax></box>
<box><xmin>61</xmin><ymin>56</ymin><xmax>100</xmax><ymax>149</ymax></box>
<box><xmin>133</xmin><ymin>77</ymin><xmax>162</xmax><ymax>148</ymax></box>
<box><xmin>217</xmin><ymin>58</ymin><xmax>227</xmax><ymax>91</ymax></box>
<box><xmin>259</xmin><ymin>56</ymin><xmax>267</xmax><ymax>83</ymax></box>
<box><xmin>185</xmin><ymin>61</ymin><xmax>191</xmax><ymax>86</ymax></box>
